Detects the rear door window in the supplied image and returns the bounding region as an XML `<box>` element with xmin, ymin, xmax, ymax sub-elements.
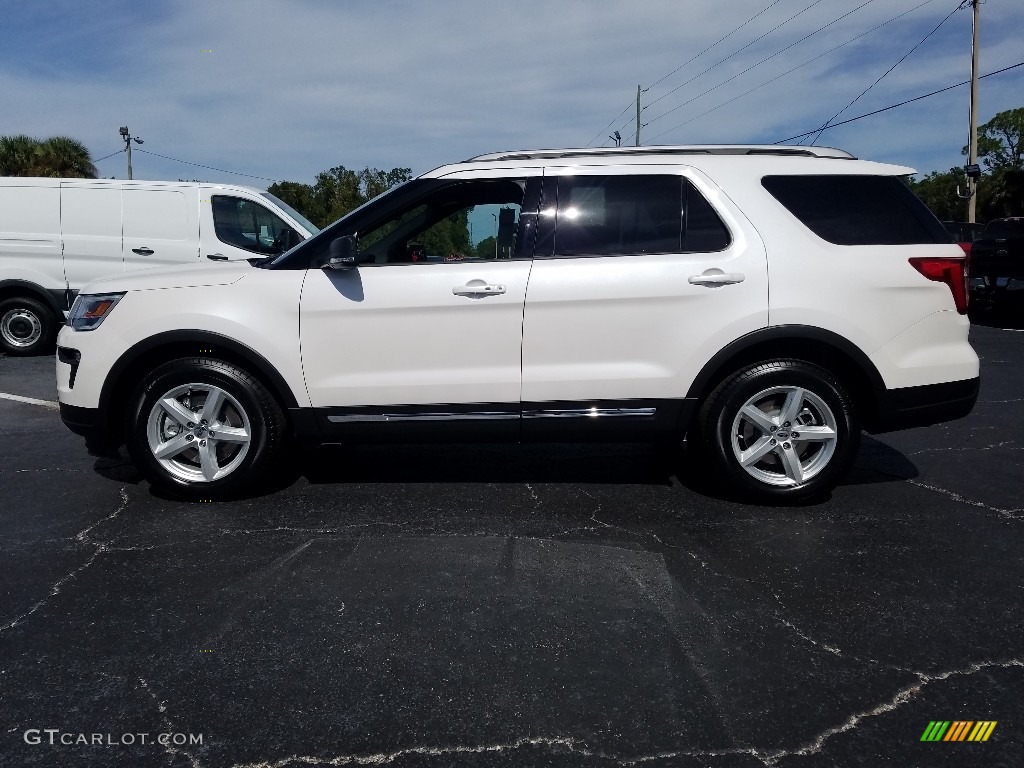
<box><xmin>550</xmin><ymin>175</ymin><xmax>729</xmax><ymax>256</ymax></box>
<box><xmin>762</xmin><ymin>175</ymin><xmax>950</xmax><ymax>245</ymax></box>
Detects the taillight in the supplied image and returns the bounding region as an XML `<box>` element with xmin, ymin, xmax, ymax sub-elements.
<box><xmin>909</xmin><ymin>257</ymin><xmax>968</xmax><ymax>315</ymax></box>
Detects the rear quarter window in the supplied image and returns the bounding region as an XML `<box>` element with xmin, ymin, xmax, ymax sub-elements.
<box><xmin>762</xmin><ymin>175</ymin><xmax>950</xmax><ymax>245</ymax></box>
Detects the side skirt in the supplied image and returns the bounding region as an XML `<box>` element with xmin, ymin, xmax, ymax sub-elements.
<box><xmin>292</xmin><ymin>399</ymin><xmax>695</xmax><ymax>444</ymax></box>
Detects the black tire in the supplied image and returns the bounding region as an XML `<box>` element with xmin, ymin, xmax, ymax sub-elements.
<box><xmin>0</xmin><ymin>296</ymin><xmax>58</xmax><ymax>356</ymax></box>
<box><xmin>126</xmin><ymin>357</ymin><xmax>286</xmax><ymax>499</ymax></box>
<box><xmin>695</xmin><ymin>360</ymin><xmax>859</xmax><ymax>503</ymax></box>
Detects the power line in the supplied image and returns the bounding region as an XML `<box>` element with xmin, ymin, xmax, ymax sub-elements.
<box><xmin>804</xmin><ymin>0</ymin><xmax>962</xmax><ymax>145</ymax></box>
<box><xmin>134</xmin><ymin>149</ymin><xmax>278</xmax><ymax>182</ymax></box>
<box><xmin>608</xmin><ymin>0</ymin><xmax>853</xmax><ymax>143</ymax></box>
<box><xmin>644</xmin><ymin>0</ymin><xmax>882</xmax><ymax>128</ymax></box>
<box><xmin>586</xmin><ymin>100</ymin><xmax>639</xmax><ymax>148</ymax></box>
<box><xmin>644</xmin><ymin>0</ymin><xmax>828</xmax><ymax>112</ymax></box>
<box><xmin>586</xmin><ymin>0</ymin><xmax>786</xmax><ymax>147</ymax></box>
<box><xmin>774</xmin><ymin>60</ymin><xmax>1024</xmax><ymax>143</ymax></box>
<box><xmin>647</xmin><ymin>0</ymin><xmax>786</xmax><ymax>92</ymax></box>
<box><xmin>646</xmin><ymin>0</ymin><xmax>939</xmax><ymax>142</ymax></box>
<box><xmin>93</xmin><ymin>148</ymin><xmax>126</xmax><ymax>163</ymax></box>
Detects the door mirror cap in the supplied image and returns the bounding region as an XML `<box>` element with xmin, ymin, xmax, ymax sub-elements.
<box><xmin>326</xmin><ymin>235</ymin><xmax>358</xmax><ymax>270</ymax></box>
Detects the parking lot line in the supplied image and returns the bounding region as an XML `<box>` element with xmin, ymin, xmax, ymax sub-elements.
<box><xmin>0</xmin><ymin>392</ymin><xmax>59</xmax><ymax>409</ymax></box>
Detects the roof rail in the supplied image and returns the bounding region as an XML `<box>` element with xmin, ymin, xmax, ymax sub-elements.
<box><xmin>465</xmin><ymin>145</ymin><xmax>857</xmax><ymax>162</ymax></box>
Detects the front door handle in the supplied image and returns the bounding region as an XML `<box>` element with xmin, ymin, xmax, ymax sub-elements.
<box><xmin>131</xmin><ymin>247</ymin><xmax>155</xmax><ymax>256</ymax></box>
<box><xmin>688</xmin><ymin>271</ymin><xmax>745</xmax><ymax>286</ymax></box>
<box><xmin>206</xmin><ymin>253</ymin><xmax>228</xmax><ymax>261</ymax></box>
<box><xmin>452</xmin><ymin>282</ymin><xmax>506</xmax><ymax>297</ymax></box>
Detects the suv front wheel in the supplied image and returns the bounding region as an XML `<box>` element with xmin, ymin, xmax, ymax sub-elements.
<box><xmin>126</xmin><ymin>357</ymin><xmax>286</xmax><ymax>499</ymax></box>
<box><xmin>696</xmin><ymin>360</ymin><xmax>859</xmax><ymax>503</ymax></box>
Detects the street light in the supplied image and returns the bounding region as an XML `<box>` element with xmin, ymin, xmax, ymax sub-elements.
<box><xmin>119</xmin><ymin>126</ymin><xmax>144</xmax><ymax>179</ymax></box>
<box><xmin>491</xmin><ymin>212</ymin><xmax>498</xmax><ymax>259</ymax></box>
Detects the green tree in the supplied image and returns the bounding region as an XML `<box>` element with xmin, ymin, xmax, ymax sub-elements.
<box><xmin>965</xmin><ymin>107</ymin><xmax>1024</xmax><ymax>171</ymax></box>
<box><xmin>0</xmin><ymin>134</ymin><xmax>97</xmax><ymax>177</ymax></box>
<box><xmin>948</xmin><ymin>106</ymin><xmax>1024</xmax><ymax>220</ymax></box>
<box><xmin>419</xmin><ymin>211</ymin><xmax>472</xmax><ymax>257</ymax></box>
<box><xmin>907</xmin><ymin>168</ymin><xmax>969</xmax><ymax>221</ymax></box>
<box><xmin>268</xmin><ymin>165</ymin><xmax>412</xmax><ymax>228</ymax></box>
<box><xmin>475</xmin><ymin>235</ymin><xmax>497</xmax><ymax>259</ymax></box>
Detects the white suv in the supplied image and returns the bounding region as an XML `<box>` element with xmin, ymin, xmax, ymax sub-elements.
<box><xmin>56</xmin><ymin>146</ymin><xmax>979</xmax><ymax>503</ymax></box>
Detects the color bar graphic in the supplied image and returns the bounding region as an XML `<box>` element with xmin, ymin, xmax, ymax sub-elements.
<box><xmin>921</xmin><ymin>721</ymin><xmax>996</xmax><ymax>742</ymax></box>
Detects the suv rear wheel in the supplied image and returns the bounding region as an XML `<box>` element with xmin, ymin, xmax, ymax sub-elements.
<box><xmin>696</xmin><ymin>360</ymin><xmax>859</xmax><ymax>502</ymax></box>
<box><xmin>126</xmin><ymin>357</ymin><xmax>285</xmax><ymax>499</ymax></box>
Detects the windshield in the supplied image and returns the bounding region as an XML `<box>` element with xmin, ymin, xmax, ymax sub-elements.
<box><xmin>260</xmin><ymin>192</ymin><xmax>320</xmax><ymax>236</ymax></box>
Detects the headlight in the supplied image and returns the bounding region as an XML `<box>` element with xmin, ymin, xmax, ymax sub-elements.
<box><xmin>68</xmin><ymin>292</ymin><xmax>125</xmax><ymax>331</ymax></box>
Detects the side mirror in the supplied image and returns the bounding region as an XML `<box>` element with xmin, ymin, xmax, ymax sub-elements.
<box><xmin>326</xmin><ymin>235</ymin><xmax>358</xmax><ymax>270</ymax></box>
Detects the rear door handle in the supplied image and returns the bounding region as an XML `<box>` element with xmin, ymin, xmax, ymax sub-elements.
<box><xmin>453</xmin><ymin>282</ymin><xmax>506</xmax><ymax>297</ymax></box>
<box><xmin>131</xmin><ymin>247</ymin><xmax>155</xmax><ymax>256</ymax></box>
<box><xmin>688</xmin><ymin>271</ymin><xmax>745</xmax><ymax>286</ymax></box>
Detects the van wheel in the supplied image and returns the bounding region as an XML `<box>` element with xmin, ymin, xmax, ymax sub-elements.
<box><xmin>696</xmin><ymin>360</ymin><xmax>859</xmax><ymax>503</ymax></box>
<box><xmin>126</xmin><ymin>357</ymin><xmax>286</xmax><ymax>499</ymax></box>
<box><xmin>0</xmin><ymin>297</ymin><xmax>58</xmax><ymax>356</ymax></box>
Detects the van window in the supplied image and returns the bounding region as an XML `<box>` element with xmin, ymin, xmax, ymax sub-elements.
<box><xmin>212</xmin><ymin>196</ymin><xmax>294</xmax><ymax>255</ymax></box>
<box><xmin>123</xmin><ymin>190</ymin><xmax>189</xmax><ymax>241</ymax></box>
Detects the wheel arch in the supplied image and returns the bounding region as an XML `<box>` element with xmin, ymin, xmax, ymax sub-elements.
<box><xmin>684</xmin><ymin>326</ymin><xmax>887</xmax><ymax>432</ymax></box>
<box><xmin>0</xmin><ymin>279</ymin><xmax>64</xmax><ymax>316</ymax></box>
<box><xmin>97</xmin><ymin>330</ymin><xmax>300</xmax><ymax>443</ymax></box>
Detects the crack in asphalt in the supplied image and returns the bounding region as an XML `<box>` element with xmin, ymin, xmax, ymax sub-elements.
<box><xmin>0</xmin><ymin>487</ymin><xmax>129</xmax><ymax>634</ymax></box>
<box><xmin>225</xmin><ymin>660</ymin><xmax>1024</xmax><ymax>767</ymax></box>
<box><xmin>909</xmin><ymin>479</ymin><xmax>1023</xmax><ymax>519</ymax></box>
<box><xmin>230</xmin><ymin>737</ymin><xmax>588</xmax><ymax>767</ymax></box>
<box><xmin>139</xmin><ymin>677</ymin><xmax>204</xmax><ymax>768</ymax></box>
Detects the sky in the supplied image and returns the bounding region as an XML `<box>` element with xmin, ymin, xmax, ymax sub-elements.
<box><xmin>2</xmin><ymin>0</ymin><xmax>1022</xmax><ymax>190</ymax></box>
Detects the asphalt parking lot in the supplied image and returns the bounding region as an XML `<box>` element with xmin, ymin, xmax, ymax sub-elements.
<box><xmin>1</xmin><ymin>319</ymin><xmax>1022</xmax><ymax>768</ymax></box>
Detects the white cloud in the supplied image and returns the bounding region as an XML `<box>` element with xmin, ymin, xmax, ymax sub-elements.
<box><xmin>2</xmin><ymin>0</ymin><xmax>1021</xmax><ymax>188</ymax></box>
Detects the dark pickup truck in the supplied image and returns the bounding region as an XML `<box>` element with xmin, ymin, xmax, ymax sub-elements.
<box><xmin>969</xmin><ymin>218</ymin><xmax>1024</xmax><ymax>312</ymax></box>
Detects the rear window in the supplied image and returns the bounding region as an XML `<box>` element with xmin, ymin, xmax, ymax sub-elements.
<box><xmin>762</xmin><ymin>175</ymin><xmax>950</xmax><ymax>246</ymax></box>
<box><xmin>981</xmin><ymin>219</ymin><xmax>1024</xmax><ymax>240</ymax></box>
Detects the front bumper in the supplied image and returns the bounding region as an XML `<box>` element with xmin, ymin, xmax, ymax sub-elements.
<box><xmin>59</xmin><ymin>402</ymin><xmax>99</xmax><ymax>438</ymax></box>
<box><xmin>870</xmin><ymin>376</ymin><xmax>980</xmax><ymax>433</ymax></box>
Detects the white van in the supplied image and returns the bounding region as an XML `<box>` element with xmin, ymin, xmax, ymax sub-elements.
<box><xmin>0</xmin><ymin>178</ymin><xmax>318</xmax><ymax>354</ymax></box>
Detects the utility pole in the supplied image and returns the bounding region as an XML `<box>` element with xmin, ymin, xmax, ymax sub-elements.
<box><xmin>635</xmin><ymin>85</ymin><xmax>642</xmax><ymax>146</ymax></box>
<box><xmin>119</xmin><ymin>126</ymin><xmax>144</xmax><ymax>180</ymax></box>
<box><xmin>967</xmin><ymin>0</ymin><xmax>981</xmax><ymax>223</ymax></box>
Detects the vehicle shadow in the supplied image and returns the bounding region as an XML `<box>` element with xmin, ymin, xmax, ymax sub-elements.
<box><xmin>301</xmin><ymin>442</ymin><xmax>679</xmax><ymax>486</ymax></box>
<box><xmin>301</xmin><ymin>434</ymin><xmax>918</xmax><ymax>501</ymax></box>
<box><xmin>89</xmin><ymin>435</ymin><xmax>919</xmax><ymax>505</ymax></box>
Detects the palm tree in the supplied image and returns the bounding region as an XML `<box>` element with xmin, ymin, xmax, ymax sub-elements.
<box><xmin>37</xmin><ymin>136</ymin><xmax>98</xmax><ymax>178</ymax></box>
<box><xmin>0</xmin><ymin>134</ymin><xmax>42</xmax><ymax>176</ymax></box>
<box><xmin>0</xmin><ymin>134</ymin><xmax>97</xmax><ymax>178</ymax></box>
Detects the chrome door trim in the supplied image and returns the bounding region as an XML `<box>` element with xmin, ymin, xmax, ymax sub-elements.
<box><xmin>522</xmin><ymin>407</ymin><xmax>657</xmax><ymax>419</ymax></box>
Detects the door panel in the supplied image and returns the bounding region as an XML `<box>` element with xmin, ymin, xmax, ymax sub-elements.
<box><xmin>60</xmin><ymin>185</ymin><xmax>123</xmax><ymax>289</ymax></box>
<box><xmin>122</xmin><ymin>188</ymin><xmax>199</xmax><ymax>271</ymax></box>
<box><xmin>300</xmin><ymin>260</ymin><xmax>532</xmax><ymax>409</ymax></box>
<box><xmin>521</xmin><ymin>167</ymin><xmax>768</xmax><ymax>418</ymax></box>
